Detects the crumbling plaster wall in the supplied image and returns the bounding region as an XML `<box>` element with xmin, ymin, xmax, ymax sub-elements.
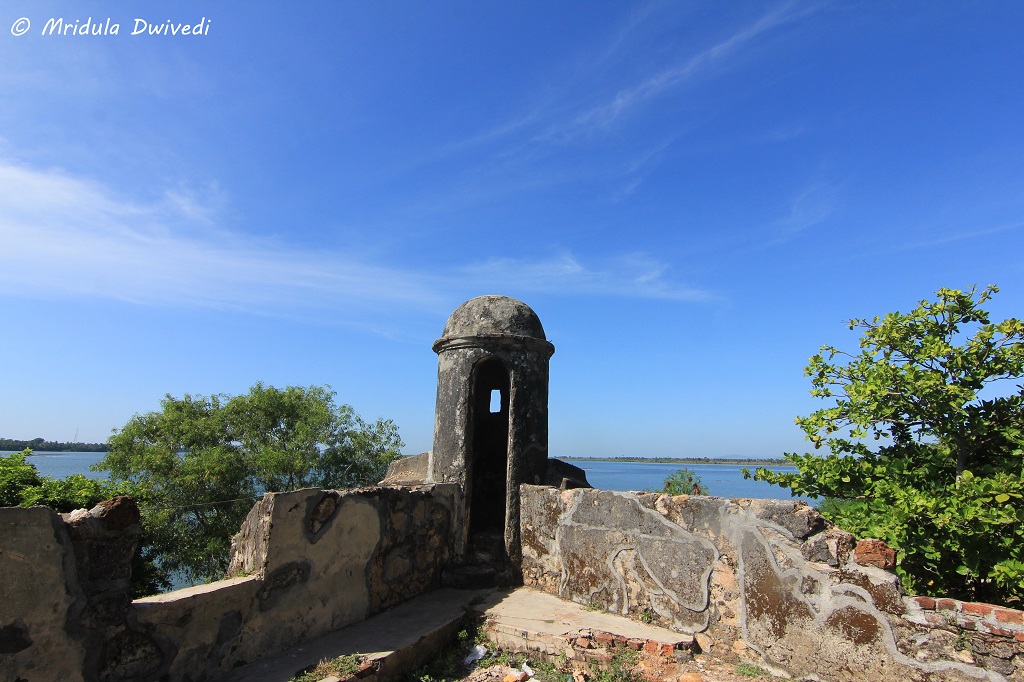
<box><xmin>520</xmin><ymin>485</ymin><xmax>1023</xmax><ymax>682</ymax></box>
<box><xmin>0</xmin><ymin>484</ymin><xmax>456</xmax><ymax>682</ymax></box>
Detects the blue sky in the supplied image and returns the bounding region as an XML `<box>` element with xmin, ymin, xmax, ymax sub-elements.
<box><xmin>2</xmin><ymin>2</ymin><xmax>1022</xmax><ymax>459</ymax></box>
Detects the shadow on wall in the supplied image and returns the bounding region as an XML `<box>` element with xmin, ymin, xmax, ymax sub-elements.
<box><xmin>0</xmin><ymin>485</ymin><xmax>457</xmax><ymax>682</ymax></box>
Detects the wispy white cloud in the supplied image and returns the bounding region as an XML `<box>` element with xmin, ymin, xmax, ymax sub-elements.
<box><xmin>420</xmin><ymin>2</ymin><xmax>817</xmax><ymax>211</ymax></box>
<box><xmin>458</xmin><ymin>253</ymin><xmax>713</xmax><ymax>301</ymax></box>
<box><xmin>771</xmin><ymin>181</ymin><xmax>839</xmax><ymax>243</ymax></box>
<box><xmin>555</xmin><ymin>2</ymin><xmax>814</xmax><ymax>139</ymax></box>
<box><xmin>609</xmin><ymin>135</ymin><xmax>680</xmax><ymax>201</ymax></box>
<box><xmin>0</xmin><ymin>162</ymin><xmax>711</xmax><ymax>317</ymax></box>
<box><xmin>0</xmin><ymin>162</ymin><xmax>440</xmax><ymax>311</ymax></box>
<box><xmin>439</xmin><ymin>2</ymin><xmax>814</xmax><ymax>159</ymax></box>
<box><xmin>882</xmin><ymin>220</ymin><xmax>1024</xmax><ymax>255</ymax></box>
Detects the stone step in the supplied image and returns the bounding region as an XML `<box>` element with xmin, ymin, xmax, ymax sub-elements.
<box><xmin>470</xmin><ymin>588</ymin><xmax>697</xmax><ymax>668</ymax></box>
<box><xmin>442</xmin><ymin>564</ymin><xmax>499</xmax><ymax>589</ymax></box>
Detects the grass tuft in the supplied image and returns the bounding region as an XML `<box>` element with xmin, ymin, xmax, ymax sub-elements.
<box><xmin>290</xmin><ymin>654</ymin><xmax>363</xmax><ymax>682</ymax></box>
<box><xmin>735</xmin><ymin>662</ymin><xmax>771</xmax><ymax>677</ymax></box>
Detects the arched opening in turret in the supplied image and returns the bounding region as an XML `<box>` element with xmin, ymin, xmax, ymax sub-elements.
<box><xmin>468</xmin><ymin>357</ymin><xmax>510</xmax><ymax>544</ymax></box>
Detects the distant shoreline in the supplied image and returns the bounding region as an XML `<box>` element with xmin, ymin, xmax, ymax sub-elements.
<box><xmin>561</xmin><ymin>456</ymin><xmax>788</xmax><ymax>466</ymax></box>
<box><xmin>1</xmin><ymin>439</ymin><xmax>108</xmax><ymax>453</ymax></box>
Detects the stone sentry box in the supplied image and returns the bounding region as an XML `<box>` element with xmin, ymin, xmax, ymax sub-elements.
<box><xmin>384</xmin><ymin>295</ymin><xmax>590</xmax><ymax>577</ymax></box>
<box><xmin>431</xmin><ymin>295</ymin><xmax>555</xmax><ymax>573</ymax></box>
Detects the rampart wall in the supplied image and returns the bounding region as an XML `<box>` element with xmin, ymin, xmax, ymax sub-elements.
<box><xmin>519</xmin><ymin>485</ymin><xmax>1024</xmax><ymax>682</ymax></box>
<box><xmin>3</xmin><ymin>484</ymin><xmax>1023</xmax><ymax>682</ymax></box>
<box><xmin>0</xmin><ymin>485</ymin><xmax>456</xmax><ymax>682</ymax></box>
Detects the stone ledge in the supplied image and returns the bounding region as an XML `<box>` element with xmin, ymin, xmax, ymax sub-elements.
<box><xmin>133</xmin><ymin>575</ymin><xmax>258</xmax><ymax>604</ymax></box>
<box><xmin>475</xmin><ymin>588</ymin><xmax>697</xmax><ymax>673</ymax></box>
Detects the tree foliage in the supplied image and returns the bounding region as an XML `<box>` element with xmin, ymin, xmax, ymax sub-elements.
<box><xmin>1</xmin><ymin>448</ymin><xmax>122</xmax><ymax>511</ymax></box>
<box><xmin>748</xmin><ymin>286</ymin><xmax>1024</xmax><ymax>604</ymax></box>
<box><xmin>659</xmin><ymin>467</ymin><xmax>708</xmax><ymax>495</ymax></box>
<box><xmin>99</xmin><ymin>383</ymin><xmax>404</xmax><ymax>590</ymax></box>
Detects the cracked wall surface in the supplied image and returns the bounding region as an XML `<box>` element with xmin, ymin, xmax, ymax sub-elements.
<box><xmin>1</xmin><ymin>484</ymin><xmax>457</xmax><ymax>682</ymax></box>
<box><xmin>520</xmin><ymin>485</ymin><xmax>1023</xmax><ymax>682</ymax></box>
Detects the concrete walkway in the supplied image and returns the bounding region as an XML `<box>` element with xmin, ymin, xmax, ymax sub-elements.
<box><xmin>214</xmin><ymin>588</ymin><xmax>488</xmax><ymax>682</ymax></box>
<box><xmin>214</xmin><ymin>587</ymin><xmax>692</xmax><ymax>682</ymax></box>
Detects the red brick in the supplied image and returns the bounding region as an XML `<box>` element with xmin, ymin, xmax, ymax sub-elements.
<box><xmin>1015</xmin><ymin>632</ymin><xmax>1024</xmax><ymax>643</ymax></box>
<box><xmin>627</xmin><ymin>638</ymin><xmax>644</xmax><ymax>650</ymax></box>
<box><xmin>643</xmin><ymin>640</ymin><xmax>660</xmax><ymax>654</ymax></box>
<box><xmin>961</xmin><ymin>602</ymin><xmax>993</xmax><ymax>617</ymax></box>
<box><xmin>594</xmin><ymin>632</ymin><xmax>614</xmax><ymax>646</ymax></box>
<box><xmin>575</xmin><ymin>637</ymin><xmax>592</xmax><ymax>649</ymax></box>
<box><xmin>986</xmin><ymin>625</ymin><xmax>1014</xmax><ymax>637</ymax></box>
<box><xmin>854</xmin><ymin>539</ymin><xmax>897</xmax><ymax>569</ymax></box>
<box><xmin>995</xmin><ymin>608</ymin><xmax>1024</xmax><ymax>625</ymax></box>
<box><xmin>913</xmin><ymin>596</ymin><xmax>936</xmax><ymax>610</ymax></box>
<box><xmin>935</xmin><ymin>599</ymin><xmax>958</xmax><ymax>611</ymax></box>
<box><xmin>961</xmin><ymin>620</ymin><xmax>976</xmax><ymax>631</ymax></box>
<box><xmin>659</xmin><ymin>643</ymin><xmax>676</xmax><ymax>656</ymax></box>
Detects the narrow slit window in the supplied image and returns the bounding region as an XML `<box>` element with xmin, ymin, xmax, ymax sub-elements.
<box><xmin>490</xmin><ymin>389</ymin><xmax>501</xmax><ymax>413</ymax></box>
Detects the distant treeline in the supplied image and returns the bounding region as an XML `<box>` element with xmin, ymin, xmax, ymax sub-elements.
<box><xmin>561</xmin><ymin>456</ymin><xmax>787</xmax><ymax>465</ymax></box>
<box><xmin>1</xmin><ymin>437</ymin><xmax>108</xmax><ymax>453</ymax></box>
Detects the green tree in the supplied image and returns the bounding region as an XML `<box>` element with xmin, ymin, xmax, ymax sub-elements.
<box><xmin>659</xmin><ymin>467</ymin><xmax>708</xmax><ymax>495</ymax></box>
<box><xmin>748</xmin><ymin>286</ymin><xmax>1024</xmax><ymax>604</ymax></box>
<box><xmin>1</xmin><ymin>449</ymin><xmax>42</xmax><ymax>506</ymax></box>
<box><xmin>100</xmin><ymin>383</ymin><xmax>404</xmax><ymax>590</ymax></box>
<box><xmin>225</xmin><ymin>383</ymin><xmax>403</xmax><ymax>491</ymax></box>
<box><xmin>1</xmin><ymin>448</ymin><xmax>123</xmax><ymax>511</ymax></box>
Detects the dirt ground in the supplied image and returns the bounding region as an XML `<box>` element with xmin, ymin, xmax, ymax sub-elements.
<box><xmin>454</xmin><ymin>655</ymin><xmax>777</xmax><ymax>682</ymax></box>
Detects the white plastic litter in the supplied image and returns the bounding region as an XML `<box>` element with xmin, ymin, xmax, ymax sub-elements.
<box><xmin>464</xmin><ymin>644</ymin><xmax>488</xmax><ymax>665</ymax></box>
<box><xmin>522</xmin><ymin>661</ymin><xmax>535</xmax><ymax>678</ymax></box>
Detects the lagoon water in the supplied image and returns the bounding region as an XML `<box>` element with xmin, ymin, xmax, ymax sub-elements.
<box><xmin>21</xmin><ymin>451</ymin><xmax>109</xmax><ymax>479</ymax></box>
<box><xmin>572</xmin><ymin>459</ymin><xmax>803</xmax><ymax>500</ymax></box>
<box><xmin>16</xmin><ymin>451</ymin><xmax>804</xmax><ymax>501</ymax></box>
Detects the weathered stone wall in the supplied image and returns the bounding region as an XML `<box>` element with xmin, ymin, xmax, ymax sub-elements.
<box><xmin>0</xmin><ymin>484</ymin><xmax>456</xmax><ymax>682</ymax></box>
<box><xmin>7</xmin><ymin>482</ymin><xmax>1022</xmax><ymax>682</ymax></box>
<box><xmin>1</xmin><ymin>496</ymin><xmax>145</xmax><ymax>682</ymax></box>
<box><xmin>1</xmin><ymin>507</ymin><xmax>90</xmax><ymax>682</ymax></box>
<box><xmin>520</xmin><ymin>485</ymin><xmax>1023</xmax><ymax>682</ymax></box>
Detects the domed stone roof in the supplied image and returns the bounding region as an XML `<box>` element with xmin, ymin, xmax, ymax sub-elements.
<box><xmin>440</xmin><ymin>295</ymin><xmax>547</xmax><ymax>340</ymax></box>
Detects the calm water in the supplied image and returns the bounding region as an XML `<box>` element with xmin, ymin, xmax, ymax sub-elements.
<box><xmin>573</xmin><ymin>460</ymin><xmax>804</xmax><ymax>500</ymax></box>
<box><xmin>17</xmin><ymin>451</ymin><xmax>109</xmax><ymax>479</ymax></box>
<box><xmin>14</xmin><ymin>451</ymin><xmax>803</xmax><ymax>501</ymax></box>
